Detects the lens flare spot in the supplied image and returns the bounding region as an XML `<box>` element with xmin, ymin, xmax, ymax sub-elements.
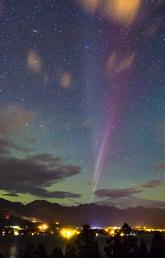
<box><xmin>79</xmin><ymin>0</ymin><xmax>141</xmax><ymax>25</ymax></box>
<box><xmin>27</xmin><ymin>49</ymin><xmax>42</xmax><ymax>73</ymax></box>
<box><xmin>78</xmin><ymin>0</ymin><xmax>101</xmax><ymax>13</ymax></box>
<box><xmin>60</xmin><ymin>72</ymin><xmax>73</xmax><ymax>89</ymax></box>
<box><xmin>105</xmin><ymin>0</ymin><xmax>141</xmax><ymax>25</ymax></box>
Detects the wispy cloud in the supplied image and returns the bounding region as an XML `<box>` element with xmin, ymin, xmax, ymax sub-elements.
<box><xmin>0</xmin><ymin>138</ymin><xmax>33</xmax><ymax>156</ymax></box>
<box><xmin>0</xmin><ymin>104</ymin><xmax>37</xmax><ymax>135</ymax></box>
<box><xmin>78</xmin><ymin>0</ymin><xmax>142</xmax><ymax>25</ymax></box>
<box><xmin>141</xmin><ymin>180</ymin><xmax>164</xmax><ymax>188</ymax></box>
<box><xmin>99</xmin><ymin>196</ymin><xmax>165</xmax><ymax>209</ymax></box>
<box><xmin>78</xmin><ymin>0</ymin><xmax>101</xmax><ymax>13</ymax></box>
<box><xmin>59</xmin><ymin>71</ymin><xmax>73</xmax><ymax>89</ymax></box>
<box><xmin>106</xmin><ymin>52</ymin><xmax>135</xmax><ymax>76</ymax></box>
<box><xmin>104</xmin><ymin>0</ymin><xmax>142</xmax><ymax>25</ymax></box>
<box><xmin>95</xmin><ymin>187</ymin><xmax>141</xmax><ymax>198</ymax></box>
<box><xmin>27</xmin><ymin>49</ymin><xmax>43</xmax><ymax>74</ymax></box>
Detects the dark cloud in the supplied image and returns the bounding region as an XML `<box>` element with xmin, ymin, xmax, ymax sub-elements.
<box><xmin>3</xmin><ymin>193</ymin><xmax>19</xmax><ymax>197</ymax></box>
<box><xmin>95</xmin><ymin>179</ymin><xmax>164</xmax><ymax>200</ymax></box>
<box><xmin>28</xmin><ymin>153</ymin><xmax>60</xmax><ymax>165</ymax></box>
<box><xmin>141</xmin><ymin>180</ymin><xmax>164</xmax><ymax>188</ymax></box>
<box><xmin>133</xmin><ymin>198</ymin><xmax>165</xmax><ymax>209</ymax></box>
<box><xmin>0</xmin><ymin>155</ymin><xmax>81</xmax><ymax>198</ymax></box>
<box><xmin>99</xmin><ymin>196</ymin><xmax>165</xmax><ymax>209</ymax></box>
<box><xmin>121</xmin><ymin>196</ymin><xmax>165</xmax><ymax>209</ymax></box>
<box><xmin>0</xmin><ymin>138</ymin><xmax>14</xmax><ymax>156</ymax></box>
<box><xmin>0</xmin><ymin>140</ymin><xmax>81</xmax><ymax>199</ymax></box>
<box><xmin>95</xmin><ymin>180</ymin><xmax>165</xmax><ymax>208</ymax></box>
<box><xmin>31</xmin><ymin>190</ymin><xmax>81</xmax><ymax>199</ymax></box>
<box><xmin>95</xmin><ymin>188</ymin><xmax>141</xmax><ymax>199</ymax></box>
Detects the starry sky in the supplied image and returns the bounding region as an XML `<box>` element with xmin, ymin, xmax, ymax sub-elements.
<box><xmin>0</xmin><ymin>0</ymin><xmax>165</xmax><ymax>208</ymax></box>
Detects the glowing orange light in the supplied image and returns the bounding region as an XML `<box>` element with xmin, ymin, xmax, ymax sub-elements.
<box><xmin>27</xmin><ymin>49</ymin><xmax>42</xmax><ymax>73</ymax></box>
<box><xmin>60</xmin><ymin>72</ymin><xmax>73</xmax><ymax>89</ymax></box>
<box><xmin>60</xmin><ymin>228</ymin><xmax>80</xmax><ymax>240</ymax></box>
<box><xmin>79</xmin><ymin>0</ymin><xmax>141</xmax><ymax>25</ymax></box>
<box><xmin>38</xmin><ymin>224</ymin><xmax>49</xmax><ymax>232</ymax></box>
<box><xmin>104</xmin><ymin>0</ymin><xmax>141</xmax><ymax>25</ymax></box>
<box><xmin>79</xmin><ymin>0</ymin><xmax>101</xmax><ymax>13</ymax></box>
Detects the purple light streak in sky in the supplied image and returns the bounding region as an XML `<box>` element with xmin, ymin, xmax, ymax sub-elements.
<box><xmin>90</xmin><ymin>81</ymin><xmax>129</xmax><ymax>201</ymax></box>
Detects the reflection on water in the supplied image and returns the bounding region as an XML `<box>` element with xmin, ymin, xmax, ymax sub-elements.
<box><xmin>9</xmin><ymin>245</ymin><xmax>17</xmax><ymax>258</ymax></box>
<box><xmin>0</xmin><ymin>240</ymin><xmax>20</xmax><ymax>258</ymax></box>
<box><xmin>0</xmin><ymin>243</ymin><xmax>5</xmax><ymax>255</ymax></box>
<box><xmin>0</xmin><ymin>235</ymin><xmax>68</xmax><ymax>258</ymax></box>
<box><xmin>0</xmin><ymin>233</ymin><xmax>161</xmax><ymax>258</ymax></box>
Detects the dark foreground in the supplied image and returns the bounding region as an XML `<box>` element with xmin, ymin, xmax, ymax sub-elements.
<box><xmin>0</xmin><ymin>224</ymin><xmax>165</xmax><ymax>258</ymax></box>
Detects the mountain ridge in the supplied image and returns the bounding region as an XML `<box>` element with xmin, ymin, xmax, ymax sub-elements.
<box><xmin>0</xmin><ymin>198</ymin><xmax>164</xmax><ymax>227</ymax></box>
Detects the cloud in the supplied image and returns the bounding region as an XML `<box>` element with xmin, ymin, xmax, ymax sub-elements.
<box><xmin>0</xmin><ymin>138</ymin><xmax>33</xmax><ymax>156</ymax></box>
<box><xmin>0</xmin><ymin>104</ymin><xmax>37</xmax><ymax>135</ymax></box>
<box><xmin>132</xmin><ymin>198</ymin><xmax>165</xmax><ymax>209</ymax></box>
<box><xmin>3</xmin><ymin>193</ymin><xmax>19</xmax><ymax>197</ymax></box>
<box><xmin>104</xmin><ymin>0</ymin><xmax>142</xmax><ymax>25</ymax></box>
<box><xmin>78</xmin><ymin>0</ymin><xmax>142</xmax><ymax>25</ymax></box>
<box><xmin>141</xmin><ymin>180</ymin><xmax>164</xmax><ymax>189</ymax></box>
<box><xmin>27</xmin><ymin>49</ymin><xmax>42</xmax><ymax>73</ymax></box>
<box><xmin>28</xmin><ymin>153</ymin><xmax>60</xmax><ymax>165</ymax></box>
<box><xmin>78</xmin><ymin>0</ymin><xmax>101</xmax><ymax>13</ymax></box>
<box><xmin>116</xmin><ymin>54</ymin><xmax>135</xmax><ymax>74</ymax></box>
<box><xmin>106</xmin><ymin>51</ymin><xmax>116</xmax><ymax>72</ymax></box>
<box><xmin>122</xmin><ymin>197</ymin><xmax>165</xmax><ymax>209</ymax></box>
<box><xmin>27</xmin><ymin>190</ymin><xmax>81</xmax><ymax>199</ymax></box>
<box><xmin>95</xmin><ymin>179</ymin><xmax>164</xmax><ymax>208</ymax></box>
<box><xmin>99</xmin><ymin>196</ymin><xmax>165</xmax><ymax>209</ymax></box>
<box><xmin>23</xmin><ymin>136</ymin><xmax>37</xmax><ymax>145</ymax></box>
<box><xmin>106</xmin><ymin>52</ymin><xmax>135</xmax><ymax>76</ymax></box>
<box><xmin>95</xmin><ymin>187</ymin><xmax>141</xmax><ymax>199</ymax></box>
<box><xmin>95</xmin><ymin>179</ymin><xmax>163</xmax><ymax>200</ymax></box>
<box><xmin>0</xmin><ymin>138</ymin><xmax>16</xmax><ymax>156</ymax></box>
<box><xmin>0</xmin><ymin>142</ymin><xmax>81</xmax><ymax>199</ymax></box>
<box><xmin>59</xmin><ymin>71</ymin><xmax>73</xmax><ymax>89</ymax></box>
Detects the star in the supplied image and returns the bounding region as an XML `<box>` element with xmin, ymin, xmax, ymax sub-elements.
<box><xmin>85</xmin><ymin>45</ymin><xmax>90</xmax><ymax>49</ymax></box>
<box><xmin>32</xmin><ymin>28</ymin><xmax>39</xmax><ymax>34</ymax></box>
<box><xmin>25</xmin><ymin>123</ymin><xmax>30</xmax><ymax>127</ymax></box>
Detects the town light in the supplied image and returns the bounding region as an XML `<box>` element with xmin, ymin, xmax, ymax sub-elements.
<box><xmin>60</xmin><ymin>228</ymin><xmax>80</xmax><ymax>240</ymax></box>
<box><xmin>38</xmin><ymin>224</ymin><xmax>49</xmax><ymax>232</ymax></box>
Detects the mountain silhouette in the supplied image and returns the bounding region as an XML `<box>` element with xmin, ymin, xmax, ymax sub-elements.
<box><xmin>0</xmin><ymin>198</ymin><xmax>164</xmax><ymax>227</ymax></box>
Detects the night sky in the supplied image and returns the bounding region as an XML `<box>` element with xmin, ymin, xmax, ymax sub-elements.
<box><xmin>0</xmin><ymin>0</ymin><xmax>165</xmax><ymax>208</ymax></box>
